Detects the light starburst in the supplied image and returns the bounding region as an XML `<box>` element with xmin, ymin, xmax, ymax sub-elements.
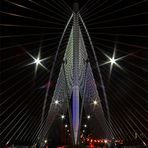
<box><xmin>25</xmin><ymin>50</ymin><xmax>48</xmax><ymax>76</ymax></box>
<box><xmin>109</xmin><ymin>47</ymin><xmax>117</xmax><ymax>78</ymax></box>
<box><xmin>34</xmin><ymin>57</ymin><xmax>41</xmax><ymax>65</ymax></box>
<box><xmin>99</xmin><ymin>42</ymin><xmax>124</xmax><ymax>78</ymax></box>
<box><xmin>109</xmin><ymin>57</ymin><xmax>116</xmax><ymax>65</ymax></box>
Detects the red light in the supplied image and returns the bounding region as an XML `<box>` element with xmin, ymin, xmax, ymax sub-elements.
<box><xmin>89</xmin><ymin>144</ymin><xmax>94</xmax><ymax>148</ymax></box>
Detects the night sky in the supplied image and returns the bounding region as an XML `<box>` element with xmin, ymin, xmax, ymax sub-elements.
<box><xmin>0</xmin><ymin>0</ymin><xmax>148</xmax><ymax>147</ymax></box>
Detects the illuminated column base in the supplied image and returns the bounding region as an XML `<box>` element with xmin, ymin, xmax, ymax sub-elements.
<box><xmin>72</xmin><ymin>85</ymin><xmax>79</xmax><ymax>145</ymax></box>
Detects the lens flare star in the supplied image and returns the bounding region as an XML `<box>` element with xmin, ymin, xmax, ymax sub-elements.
<box><xmin>34</xmin><ymin>57</ymin><xmax>41</xmax><ymax>65</ymax></box>
<box><xmin>99</xmin><ymin>42</ymin><xmax>124</xmax><ymax>78</ymax></box>
<box><xmin>25</xmin><ymin>50</ymin><xmax>48</xmax><ymax>76</ymax></box>
<box><xmin>110</xmin><ymin>57</ymin><xmax>116</xmax><ymax>65</ymax></box>
<box><xmin>108</xmin><ymin>46</ymin><xmax>118</xmax><ymax>78</ymax></box>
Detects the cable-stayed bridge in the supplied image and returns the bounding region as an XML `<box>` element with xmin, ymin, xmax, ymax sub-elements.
<box><xmin>1</xmin><ymin>0</ymin><xmax>148</xmax><ymax>148</ymax></box>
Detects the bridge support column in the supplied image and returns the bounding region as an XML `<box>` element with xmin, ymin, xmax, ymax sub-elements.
<box><xmin>72</xmin><ymin>2</ymin><xmax>80</xmax><ymax>145</ymax></box>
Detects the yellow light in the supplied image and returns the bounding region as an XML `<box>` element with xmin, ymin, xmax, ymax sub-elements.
<box><xmin>93</xmin><ymin>100</ymin><xmax>98</xmax><ymax>105</ymax></box>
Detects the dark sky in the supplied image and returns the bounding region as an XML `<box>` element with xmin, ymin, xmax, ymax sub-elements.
<box><xmin>0</xmin><ymin>0</ymin><xmax>148</xmax><ymax>147</ymax></box>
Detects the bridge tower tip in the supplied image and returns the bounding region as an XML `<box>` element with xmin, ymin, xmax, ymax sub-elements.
<box><xmin>73</xmin><ymin>2</ymin><xmax>79</xmax><ymax>12</ymax></box>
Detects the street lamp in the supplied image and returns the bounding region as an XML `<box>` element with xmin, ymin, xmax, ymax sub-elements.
<box><xmin>84</xmin><ymin>124</ymin><xmax>87</xmax><ymax>128</ymax></box>
<box><xmin>93</xmin><ymin>100</ymin><xmax>98</xmax><ymax>105</ymax></box>
<box><xmin>61</xmin><ymin>115</ymin><xmax>65</xmax><ymax>119</ymax></box>
<box><xmin>54</xmin><ymin>100</ymin><xmax>59</xmax><ymax>105</ymax></box>
<box><xmin>87</xmin><ymin>115</ymin><xmax>91</xmax><ymax>119</ymax></box>
<box><xmin>65</xmin><ymin>124</ymin><xmax>68</xmax><ymax>128</ymax></box>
